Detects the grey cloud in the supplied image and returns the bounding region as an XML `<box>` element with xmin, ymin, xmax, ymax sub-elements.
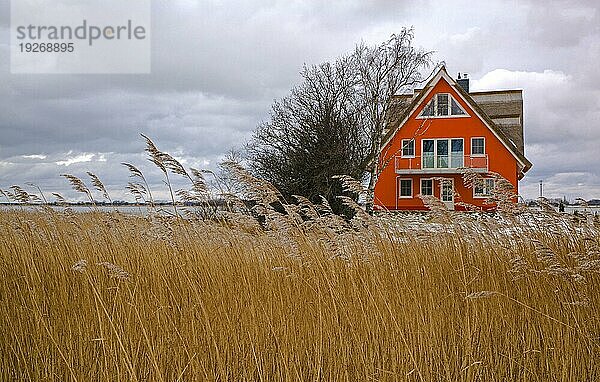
<box><xmin>2</xmin><ymin>0</ymin><xmax>419</xmax><ymax>98</ymax></box>
<box><xmin>0</xmin><ymin>1</ymin><xmax>7</xmax><ymax>28</ymax></box>
<box><xmin>0</xmin><ymin>90</ymin><xmax>262</xmax><ymax>156</ymax></box>
<box><xmin>1</xmin><ymin>0</ymin><xmax>599</xmax><ymax>202</ymax></box>
<box><xmin>521</xmin><ymin>171</ymin><xmax>600</xmax><ymax>201</ymax></box>
<box><xmin>525</xmin><ymin>1</ymin><xmax>599</xmax><ymax>48</ymax></box>
<box><xmin>0</xmin><ymin>149</ymin><xmax>221</xmax><ymax>202</ymax></box>
<box><xmin>471</xmin><ymin>67</ymin><xmax>600</xmax><ymax>199</ymax></box>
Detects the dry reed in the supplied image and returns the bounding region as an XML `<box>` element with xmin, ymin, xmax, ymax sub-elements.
<box><xmin>1</xmin><ymin>135</ymin><xmax>599</xmax><ymax>380</ymax></box>
<box><xmin>0</xmin><ymin>206</ymin><xmax>598</xmax><ymax>381</ymax></box>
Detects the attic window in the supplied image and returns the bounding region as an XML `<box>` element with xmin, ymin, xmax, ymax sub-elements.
<box><xmin>419</xmin><ymin>93</ymin><xmax>468</xmax><ymax>118</ymax></box>
<box><xmin>451</xmin><ymin>98</ymin><xmax>466</xmax><ymax>115</ymax></box>
<box><xmin>437</xmin><ymin>94</ymin><xmax>449</xmax><ymax>116</ymax></box>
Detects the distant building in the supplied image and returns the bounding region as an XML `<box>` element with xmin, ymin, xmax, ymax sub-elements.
<box><xmin>374</xmin><ymin>66</ymin><xmax>532</xmax><ymax>210</ymax></box>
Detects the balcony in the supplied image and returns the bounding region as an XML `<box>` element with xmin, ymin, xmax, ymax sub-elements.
<box><xmin>394</xmin><ymin>154</ymin><xmax>489</xmax><ymax>174</ymax></box>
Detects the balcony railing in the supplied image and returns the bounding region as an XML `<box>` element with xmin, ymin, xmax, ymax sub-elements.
<box><xmin>394</xmin><ymin>154</ymin><xmax>489</xmax><ymax>174</ymax></box>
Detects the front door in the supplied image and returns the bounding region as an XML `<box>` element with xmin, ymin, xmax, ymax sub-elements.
<box><xmin>441</xmin><ymin>179</ymin><xmax>454</xmax><ymax>210</ymax></box>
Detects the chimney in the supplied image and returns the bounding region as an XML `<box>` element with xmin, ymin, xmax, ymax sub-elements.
<box><xmin>457</xmin><ymin>72</ymin><xmax>469</xmax><ymax>93</ymax></box>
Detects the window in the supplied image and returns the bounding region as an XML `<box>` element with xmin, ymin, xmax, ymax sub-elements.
<box><xmin>421</xmin><ymin>138</ymin><xmax>464</xmax><ymax>169</ymax></box>
<box><xmin>399</xmin><ymin>179</ymin><xmax>412</xmax><ymax>198</ymax></box>
<box><xmin>437</xmin><ymin>94</ymin><xmax>449</xmax><ymax>116</ymax></box>
<box><xmin>441</xmin><ymin>180</ymin><xmax>454</xmax><ymax>202</ymax></box>
<box><xmin>419</xmin><ymin>93</ymin><xmax>468</xmax><ymax>118</ymax></box>
<box><xmin>401</xmin><ymin>139</ymin><xmax>415</xmax><ymax>157</ymax></box>
<box><xmin>474</xmin><ymin>178</ymin><xmax>495</xmax><ymax>197</ymax></box>
<box><xmin>471</xmin><ymin>137</ymin><xmax>485</xmax><ymax>155</ymax></box>
<box><xmin>451</xmin><ymin>98</ymin><xmax>466</xmax><ymax>115</ymax></box>
<box><xmin>451</xmin><ymin>139</ymin><xmax>464</xmax><ymax>168</ymax></box>
<box><xmin>422</xmin><ymin>139</ymin><xmax>435</xmax><ymax>168</ymax></box>
<box><xmin>420</xmin><ymin>179</ymin><xmax>433</xmax><ymax>196</ymax></box>
<box><xmin>421</xmin><ymin>99</ymin><xmax>435</xmax><ymax>116</ymax></box>
<box><xmin>437</xmin><ymin>140</ymin><xmax>448</xmax><ymax>168</ymax></box>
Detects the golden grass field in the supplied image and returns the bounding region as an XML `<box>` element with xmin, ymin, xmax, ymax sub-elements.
<box><xmin>1</xmin><ymin>207</ymin><xmax>598</xmax><ymax>381</ymax></box>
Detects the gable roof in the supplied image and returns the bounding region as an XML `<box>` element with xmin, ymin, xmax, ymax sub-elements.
<box><xmin>381</xmin><ymin>66</ymin><xmax>532</xmax><ymax>176</ymax></box>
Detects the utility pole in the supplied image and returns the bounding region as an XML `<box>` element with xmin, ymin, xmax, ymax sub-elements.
<box><xmin>539</xmin><ymin>180</ymin><xmax>543</xmax><ymax>198</ymax></box>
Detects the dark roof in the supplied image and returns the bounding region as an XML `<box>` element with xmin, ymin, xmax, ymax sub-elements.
<box><xmin>469</xmin><ymin>90</ymin><xmax>524</xmax><ymax>154</ymax></box>
<box><xmin>383</xmin><ymin>68</ymin><xmax>531</xmax><ymax>176</ymax></box>
<box><xmin>383</xmin><ymin>94</ymin><xmax>412</xmax><ymax>136</ymax></box>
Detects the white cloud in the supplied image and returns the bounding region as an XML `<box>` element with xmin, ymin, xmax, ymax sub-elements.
<box><xmin>55</xmin><ymin>153</ymin><xmax>95</xmax><ymax>167</ymax></box>
<box><xmin>21</xmin><ymin>154</ymin><xmax>47</xmax><ymax>160</ymax></box>
<box><xmin>448</xmin><ymin>27</ymin><xmax>481</xmax><ymax>45</ymax></box>
<box><xmin>472</xmin><ymin>69</ymin><xmax>569</xmax><ymax>91</ymax></box>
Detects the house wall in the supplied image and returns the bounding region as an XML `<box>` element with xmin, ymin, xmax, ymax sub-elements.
<box><xmin>374</xmin><ymin>78</ymin><xmax>519</xmax><ymax>211</ymax></box>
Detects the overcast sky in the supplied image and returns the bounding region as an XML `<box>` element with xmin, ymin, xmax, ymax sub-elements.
<box><xmin>1</xmin><ymin>0</ymin><xmax>599</xmax><ymax>202</ymax></box>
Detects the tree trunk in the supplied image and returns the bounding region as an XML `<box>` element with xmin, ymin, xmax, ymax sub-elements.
<box><xmin>365</xmin><ymin>129</ymin><xmax>382</xmax><ymax>215</ymax></box>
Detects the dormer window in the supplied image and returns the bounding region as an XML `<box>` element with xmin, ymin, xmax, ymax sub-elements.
<box><xmin>419</xmin><ymin>93</ymin><xmax>467</xmax><ymax>118</ymax></box>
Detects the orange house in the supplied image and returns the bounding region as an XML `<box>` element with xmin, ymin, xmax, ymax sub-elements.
<box><xmin>374</xmin><ymin>66</ymin><xmax>532</xmax><ymax>211</ymax></box>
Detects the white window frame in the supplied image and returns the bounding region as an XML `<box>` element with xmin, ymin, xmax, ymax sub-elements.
<box><xmin>473</xmin><ymin>178</ymin><xmax>495</xmax><ymax>198</ymax></box>
<box><xmin>441</xmin><ymin>179</ymin><xmax>454</xmax><ymax>202</ymax></box>
<box><xmin>421</xmin><ymin>138</ymin><xmax>464</xmax><ymax>169</ymax></box>
<box><xmin>417</xmin><ymin>93</ymin><xmax>469</xmax><ymax>119</ymax></box>
<box><xmin>420</xmin><ymin>178</ymin><xmax>433</xmax><ymax>196</ymax></box>
<box><xmin>437</xmin><ymin>93</ymin><xmax>450</xmax><ymax>116</ymax></box>
<box><xmin>398</xmin><ymin>178</ymin><xmax>413</xmax><ymax>199</ymax></box>
<box><xmin>471</xmin><ymin>137</ymin><xmax>486</xmax><ymax>157</ymax></box>
<box><xmin>401</xmin><ymin>139</ymin><xmax>415</xmax><ymax>158</ymax></box>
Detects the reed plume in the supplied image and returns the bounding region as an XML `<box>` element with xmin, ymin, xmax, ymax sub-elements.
<box><xmin>140</xmin><ymin>133</ymin><xmax>178</xmax><ymax>216</ymax></box>
<box><xmin>126</xmin><ymin>182</ymin><xmax>147</xmax><ymax>203</ymax></box>
<box><xmin>86</xmin><ymin>172</ymin><xmax>112</xmax><ymax>203</ymax></box>
<box><xmin>52</xmin><ymin>192</ymin><xmax>67</xmax><ymax>206</ymax></box>
<box><xmin>25</xmin><ymin>182</ymin><xmax>48</xmax><ymax>204</ymax></box>
<box><xmin>9</xmin><ymin>185</ymin><xmax>34</xmax><ymax>203</ymax></box>
<box><xmin>0</xmin><ymin>189</ymin><xmax>11</xmax><ymax>203</ymax></box>
<box><xmin>61</xmin><ymin>174</ymin><xmax>95</xmax><ymax>204</ymax></box>
<box><xmin>122</xmin><ymin>162</ymin><xmax>154</xmax><ymax>206</ymax></box>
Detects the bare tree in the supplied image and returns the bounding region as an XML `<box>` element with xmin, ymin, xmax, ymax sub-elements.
<box><xmin>247</xmin><ymin>54</ymin><xmax>369</xmax><ymax>212</ymax></box>
<box><xmin>248</xmin><ymin>28</ymin><xmax>432</xmax><ymax>213</ymax></box>
<box><xmin>354</xmin><ymin>28</ymin><xmax>433</xmax><ymax>213</ymax></box>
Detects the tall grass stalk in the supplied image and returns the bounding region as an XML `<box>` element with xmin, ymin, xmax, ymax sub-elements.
<box><xmin>0</xmin><ymin>208</ymin><xmax>598</xmax><ymax>380</ymax></box>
